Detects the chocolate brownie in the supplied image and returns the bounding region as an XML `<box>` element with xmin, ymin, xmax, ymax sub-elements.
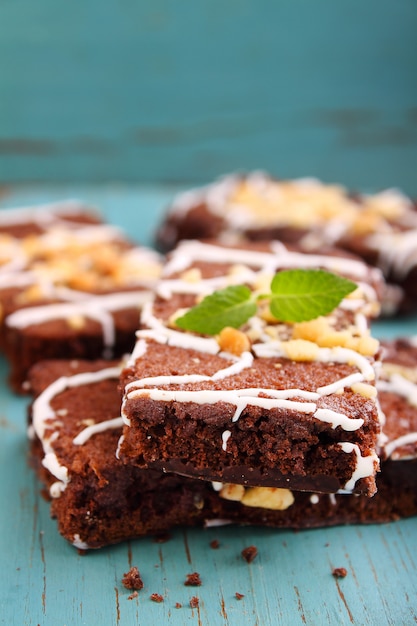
<box><xmin>28</xmin><ymin>343</ymin><xmax>417</xmax><ymax>550</ymax></box>
<box><xmin>28</xmin><ymin>359</ymin><xmax>220</xmax><ymax>548</ymax></box>
<box><xmin>0</xmin><ymin>199</ymin><xmax>102</xmax><ymax>238</ymax></box>
<box><xmin>119</xmin><ymin>240</ymin><xmax>383</xmax><ymax>496</ymax></box>
<box><xmin>155</xmin><ymin>172</ymin><xmax>417</xmax><ymax>312</ymax></box>
<box><xmin>0</xmin><ymin>203</ymin><xmax>162</xmax><ymax>391</ymax></box>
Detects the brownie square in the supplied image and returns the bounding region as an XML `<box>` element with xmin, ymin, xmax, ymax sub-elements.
<box><xmin>28</xmin><ymin>337</ymin><xmax>417</xmax><ymax>549</ymax></box>
<box><xmin>155</xmin><ymin>173</ymin><xmax>417</xmax><ymax>313</ymax></box>
<box><xmin>0</xmin><ymin>202</ymin><xmax>162</xmax><ymax>391</ymax></box>
<box><xmin>119</xmin><ymin>240</ymin><xmax>383</xmax><ymax>496</ymax></box>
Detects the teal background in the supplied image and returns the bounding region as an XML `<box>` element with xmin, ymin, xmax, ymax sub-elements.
<box><xmin>1</xmin><ymin>0</ymin><xmax>416</xmax><ymax>191</ymax></box>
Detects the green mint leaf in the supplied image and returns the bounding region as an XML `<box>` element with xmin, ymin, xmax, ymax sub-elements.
<box><xmin>175</xmin><ymin>285</ymin><xmax>257</xmax><ymax>335</ymax></box>
<box><xmin>269</xmin><ymin>269</ymin><xmax>357</xmax><ymax>322</ymax></box>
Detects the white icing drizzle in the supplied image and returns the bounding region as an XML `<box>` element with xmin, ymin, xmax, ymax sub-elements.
<box><xmin>7</xmin><ymin>291</ymin><xmax>151</xmax><ymax>354</ymax></box>
<box><xmin>123</xmin><ymin>386</ymin><xmax>317</xmax><ymax>425</ymax></box>
<box><xmin>316</xmin><ymin>372</ymin><xmax>364</xmax><ymax>395</ymax></box>
<box><xmin>0</xmin><ymin>200</ymin><xmax>95</xmax><ymax>226</ymax></box>
<box><xmin>367</xmin><ymin>229</ymin><xmax>417</xmax><ymax>279</ymax></box>
<box><xmin>163</xmin><ymin>239</ymin><xmax>377</xmax><ymax>283</ymax></box>
<box><xmin>72</xmin><ymin>534</ymin><xmax>90</xmax><ymax>550</ymax></box>
<box><xmin>377</xmin><ymin>371</ymin><xmax>417</xmax><ymax>459</ymax></box>
<box><xmin>338</xmin><ymin>443</ymin><xmax>379</xmax><ymax>493</ymax></box>
<box><xmin>73</xmin><ymin>417</ymin><xmax>124</xmax><ymax>446</ymax></box>
<box><xmin>253</xmin><ymin>343</ymin><xmax>375</xmax><ymax>381</ymax></box>
<box><xmin>32</xmin><ymin>366</ymin><xmax>122</xmax><ymax>497</ymax></box>
<box><xmin>384</xmin><ymin>433</ymin><xmax>417</xmax><ymax>460</ymax></box>
<box><xmin>313</xmin><ymin>408</ymin><xmax>364</xmax><ymax>432</ymax></box>
<box><xmin>377</xmin><ymin>373</ymin><xmax>417</xmax><ymax>408</ymax></box>
<box><xmin>222</xmin><ymin>430</ymin><xmax>231</xmax><ymax>451</ymax></box>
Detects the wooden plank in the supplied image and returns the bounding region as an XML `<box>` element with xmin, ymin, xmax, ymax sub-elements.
<box><xmin>0</xmin><ymin>1</ymin><xmax>416</xmax><ymax>191</ymax></box>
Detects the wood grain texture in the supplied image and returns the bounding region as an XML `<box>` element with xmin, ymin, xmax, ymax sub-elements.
<box><xmin>0</xmin><ymin>1</ymin><xmax>416</xmax><ymax>192</ymax></box>
<box><xmin>0</xmin><ymin>186</ymin><xmax>416</xmax><ymax>626</ymax></box>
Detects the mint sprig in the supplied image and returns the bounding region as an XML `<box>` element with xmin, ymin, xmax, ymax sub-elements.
<box><xmin>175</xmin><ymin>269</ymin><xmax>357</xmax><ymax>336</ymax></box>
<box><xmin>175</xmin><ymin>284</ymin><xmax>257</xmax><ymax>336</ymax></box>
<box><xmin>269</xmin><ymin>269</ymin><xmax>357</xmax><ymax>323</ymax></box>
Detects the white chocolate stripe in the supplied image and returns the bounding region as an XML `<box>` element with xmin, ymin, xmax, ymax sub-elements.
<box><xmin>0</xmin><ymin>200</ymin><xmax>92</xmax><ymax>226</ymax></box>
<box><xmin>138</xmin><ymin>327</ymin><xmax>220</xmax><ymax>355</ymax></box>
<box><xmin>122</xmin><ymin>387</ymin><xmax>318</xmax><ymax>424</ymax></box>
<box><xmin>313</xmin><ymin>408</ymin><xmax>364</xmax><ymax>432</ymax></box>
<box><xmin>222</xmin><ymin>430</ymin><xmax>232</xmax><ymax>451</ymax></box>
<box><xmin>125</xmin><ymin>353</ymin><xmax>253</xmax><ymax>393</ymax></box>
<box><xmin>384</xmin><ymin>434</ymin><xmax>417</xmax><ymax>460</ymax></box>
<box><xmin>163</xmin><ymin>240</ymin><xmax>376</xmax><ymax>282</ymax></box>
<box><xmin>32</xmin><ymin>366</ymin><xmax>122</xmax><ymax>497</ymax></box>
<box><xmin>338</xmin><ymin>443</ymin><xmax>379</xmax><ymax>493</ymax></box>
<box><xmin>317</xmin><ymin>372</ymin><xmax>364</xmax><ymax>395</ymax></box>
<box><xmin>252</xmin><ymin>342</ymin><xmax>375</xmax><ymax>381</ymax></box>
<box><xmin>377</xmin><ymin>374</ymin><xmax>417</xmax><ymax>408</ymax></box>
<box><xmin>73</xmin><ymin>417</ymin><xmax>124</xmax><ymax>446</ymax></box>
<box><xmin>6</xmin><ymin>291</ymin><xmax>151</xmax><ymax>353</ymax></box>
<box><xmin>124</xmin><ymin>384</ymin><xmax>364</xmax><ymax>431</ymax></box>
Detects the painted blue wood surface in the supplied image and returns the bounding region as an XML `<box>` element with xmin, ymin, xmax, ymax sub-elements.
<box><xmin>0</xmin><ymin>1</ymin><xmax>416</xmax><ymax>193</ymax></box>
<box><xmin>0</xmin><ymin>185</ymin><xmax>416</xmax><ymax>626</ymax></box>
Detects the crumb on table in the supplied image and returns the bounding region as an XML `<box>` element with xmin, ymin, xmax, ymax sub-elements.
<box><xmin>190</xmin><ymin>596</ymin><xmax>199</xmax><ymax>608</ymax></box>
<box><xmin>184</xmin><ymin>572</ymin><xmax>202</xmax><ymax>586</ymax></box>
<box><xmin>127</xmin><ymin>591</ymin><xmax>138</xmax><ymax>601</ymax></box>
<box><xmin>122</xmin><ymin>566</ymin><xmax>144</xmax><ymax>590</ymax></box>
<box><xmin>150</xmin><ymin>593</ymin><xmax>164</xmax><ymax>603</ymax></box>
<box><xmin>332</xmin><ymin>567</ymin><xmax>348</xmax><ymax>578</ymax></box>
<box><xmin>241</xmin><ymin>545</ymin><xmax>258</xmax><ymax>563</ymax></box>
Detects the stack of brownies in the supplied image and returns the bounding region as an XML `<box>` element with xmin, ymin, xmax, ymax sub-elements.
<box><xmin>1</xmin><ymin>176</ymin><xmax>417</xmax><ymax>550</ymax></box>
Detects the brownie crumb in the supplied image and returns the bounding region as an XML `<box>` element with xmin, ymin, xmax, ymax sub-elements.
<box><xmin>184</xmin><ymin>572</ymin><xmax>202</xmax><ymax>586</ymax></box>
<box><xmin>175</xmin><ymin>602</ymin><xmax>182</xmax><ymax>609</ymax></box>
<box><xmin>122</xmin><ymin>566</ymin><xmax>144</xmax><ymax>590</ymax></box>
<box><xmin>153</xmin><ymin>532</ymin><xmax>172</xmax><ymax>543</ymax></box>
<box><xmin>150</xmin><ymin>593</ymin><xmax>164</xmax><ymax>603</ymax></box>
<box><xmin>210</xmin><ymin>539</ymin><xmax>220</xmax><ymax>549</ymax></box>
<box><xmin>128</xmin><ymin>591</ymin><xmax>138</xmax><ymax>600</ymax></box>
<box><xmin>241</xmin><ymin>545</ymin><xmax>258</xmax><ymax>563</ymax></box>
<box><xmin>332</xmin><ymin>567</ymin><xmax>348</xmax><ymax>578</ymax></box>
<box><xmin>190</xmin><ymin>596</ymin><xmax>199</xmax><ymax>608</ymax></box>
<box><xmin>235</xmin><ymin>592</ymin><xmax>245</xmax><ymax>600</ymax></box>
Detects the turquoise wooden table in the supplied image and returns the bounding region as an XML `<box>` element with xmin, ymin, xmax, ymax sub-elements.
<box><xmin>1</xmin><ymin>186</ymin><xmax>417</xmax><ymax>626</ymax></box>
<box><xmin>1</xmin><ymin>1</ymin><xmax>416</xmax><ymax>194</ymax></box>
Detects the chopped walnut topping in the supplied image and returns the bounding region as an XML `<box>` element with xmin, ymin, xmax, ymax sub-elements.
<box><xmin>281</xmin><ymin>339</ymin><xmax>319</xmax><ymax>362</ymax></box>
<box><xmin>241</xmin><ymin>486</ymin><xmax>295</xmax><ymax>511</ymax></box>
<box><xmin>219</xmin><ymin>484</ymin><xmax>294</xmax><ymax>511</ymax></box>
<box><xmin>292</xmin><ymin>317</ymin><xmax>379</xmax><ymax>356</ymax></box>
<box><xmin>180</xmin><ymin>268</ymin><xmax>202</xmax><ymax>283</ymax></box>
<box><xmin>67</xmin><ymin>314</ymin><xmax>86</xmax><ymax>330</ymax></box>
<box><xmin>219</xmin><ymin>483</ymin><xmax>245</xmax><ymax>502</ymax></box>
<box><xmin>217</xmin><ymin>326</ymin><xmax>251</xmax><ymax>356</ymax></box>
<box><xmin>351</xmin><ymin>382</ymin><xmax>377</xmax><ymax>399</ymax></box>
